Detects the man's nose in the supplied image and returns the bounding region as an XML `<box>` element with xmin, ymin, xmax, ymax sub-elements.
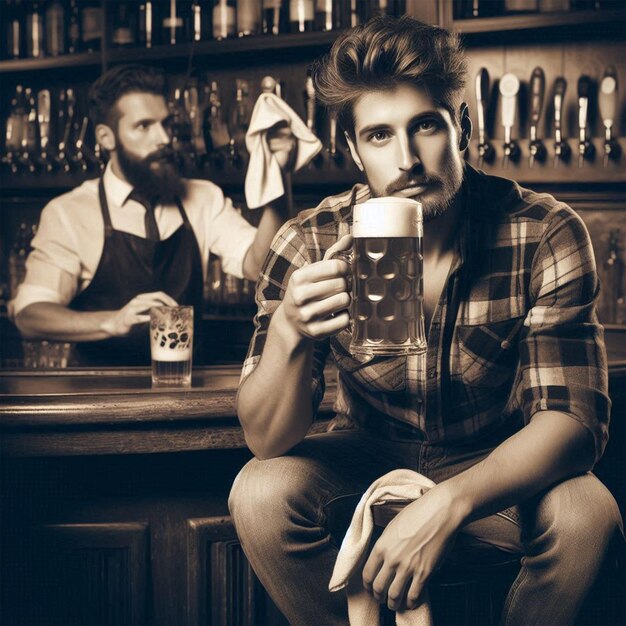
<box><xmin>153</xmin><ymin>122</ymin><xmax>171</xmax><ymax>146</ymax></box>
<box><xmin>398</xmin><ymin>134</ymin><xmax>420</xmax><ymax>171</ymax></box>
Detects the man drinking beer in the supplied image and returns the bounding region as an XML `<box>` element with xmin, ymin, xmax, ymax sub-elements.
<box><xmin>228</xmin><ymin>15</ymin><xmax>623</xmax><ymax>625</ymax></box>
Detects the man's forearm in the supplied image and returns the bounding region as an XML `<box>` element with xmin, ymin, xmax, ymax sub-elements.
<box><xmin>242</xmin><ymin>196</ymin><xmax>290</xmax><ymax>281</ymax></box>
<box><xmin>15</xmin><ymin>302</ymin><xmax>112</xmax><ymax>342</ymax></box>
<box><xmin>439</xmin><ymin>411</ymin><xmax>596</xmax><ymax>527</ymax></box>
<box><xmin>237</xmin><ymin>304</ymin><xmax>315</xmax><ymax>459</ymax></box>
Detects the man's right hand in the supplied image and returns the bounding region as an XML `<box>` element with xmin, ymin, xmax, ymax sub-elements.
<box><xmin>100</xmin><ymin>291</ymin><xmax>178</xmax><ymax>337</ymax></box>
<box><xmin>279</xmin><ymin>234</ymin><xmax>352</xmax><ymax>342</ymax></box>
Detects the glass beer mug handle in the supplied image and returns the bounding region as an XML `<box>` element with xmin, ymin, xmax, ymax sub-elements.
<box><xmin>325</xmin><ymin>245</ymin><xmax>354</xmax><ymax>331</ymax></box>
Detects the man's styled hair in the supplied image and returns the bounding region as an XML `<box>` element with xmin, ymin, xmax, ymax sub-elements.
<box><xmin>88</xmin><ymin>64</ymin><xmax>168</xmax><ymax>129</ymax></box>
<box><xmin>312</xmin><ymin>16</ymin><xmax>467</xmax><ymax>137</ymax></box>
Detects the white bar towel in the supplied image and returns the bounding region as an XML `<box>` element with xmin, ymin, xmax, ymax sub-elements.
<box><xmin>244</xmin><ymin>92</ymin><xmax>322</xmax><ymax>209</ymax></box>
<box><xmin>329</xmin><ymin>469</ymin><xmax>436</xmax><ymax>626</ymax></box>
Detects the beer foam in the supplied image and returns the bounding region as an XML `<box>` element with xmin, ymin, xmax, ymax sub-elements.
<box><xmin>353</xmin><ymin>197</ymin><xmax>423</xmax><ymax>238</ymax></box>
<box><xmin>151</xmin><ymin>345</ymin><xmax>192</xmax><ymax>362</ymax></box>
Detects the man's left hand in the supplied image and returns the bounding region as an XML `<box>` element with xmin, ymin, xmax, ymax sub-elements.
<box><xmin>362</xmin><ymin>486</ymin><xmax>463</xmax><ymax>612</ymax></box>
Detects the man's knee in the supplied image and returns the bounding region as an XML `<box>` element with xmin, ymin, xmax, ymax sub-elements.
<box><xmin>228</xmin><ymin>455</ymin><xmax>318</xmax><ymax>533</ymax></box>
<box><xmin>530</xmin><ymin>473</ymin><xmax>623</xmax><ymax>554</ymax></box>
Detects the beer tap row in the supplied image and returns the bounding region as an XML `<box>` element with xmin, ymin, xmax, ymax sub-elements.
<box><xmin>1</xmin><ymin>71</ymin><xmax>357</xmax><ymax>181</ymax></box>
<box><xmin>472</xmin><ymin>65</ymin><xmax>622</xmax><ymax>172</ymax></box>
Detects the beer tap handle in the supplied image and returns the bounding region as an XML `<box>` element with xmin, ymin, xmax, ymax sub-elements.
<box><xmin>577</xmin><ymin>75</ymin><xmax>593</xmax><ymax>167</ymax></box>
<box><xmin>58</xmin><ymin>88</ymin><xmax>76</xmax><ymax>172</ymax></box>
<box><xmin>328</xmin><ymin>110</ymin><xmax>344</xmax><ymax>166</ymax></box>
<box><xmin>305</xmin><ymin>73</ymin><xmax>316</xmax><ymax>134</ymax></box>
<box><xmin>73</xmin><ymin>116</ymin><xmax>90</xmax><ymax>171</ymax></box>
<box><xmin>184</xmin><ymin>85</ymin><xmax>203</xmax><ymax>166</ymax></box>
<box><xmin>553</xmin><ymin>77</ymin><xmax>570</xmax><ymax>168</ymax></box>
<box><xmin>475</xmin><ymin>67</ymin><xmax>494</xmax><ymax>168</ymax></box>
<box><xmin>19</xmin><ymin>89</ymin><xmax>39</xmax><ymax>174</ymax></box>
<box><xmin>499</xmin><ymin>73</ymin><xmax>520</xmax><ymax>168</ymax></box>
<box><xmin>37</xmin><ymin>89</ymin><xmax>53</xmax><ymax>172</ymax></box>
<box><xmin>599</xmin><ymin>66</ymin><xmax>620</xmax><ymax>167</ymax></box>
<box><xmin>528</xmin><ymin>67</ymin><xmax>546</xmax><ymax>167</ymax></box>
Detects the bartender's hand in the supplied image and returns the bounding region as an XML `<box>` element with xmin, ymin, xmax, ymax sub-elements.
<box><xmin>280</xmin><ymin>234</ymin><xmax>352</xmax><ymax>341</ymax></box>
<box><xmin>100</xmin><ymin>291</ymin><xmax>178</xmax><ymax>337</ymax></box>
<box><xmin>267</xmin><ymin>122</ymin><xmax>296</xmax><ymax>172</ymax></box>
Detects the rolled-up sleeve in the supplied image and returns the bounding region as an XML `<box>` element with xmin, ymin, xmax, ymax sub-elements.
<box><xmin>206</xmin><ymin>188</ymin><xmax>256</xmax><ymax>279</ymax></box>
<box><xmin>519</xmin><ymin>205</ymin><xmax>610</xmax><ymax>462</ymax></box>
<box><xmin>239</xmin><ymin>220</ymin><xmax>330</xmax><ymax>417</ymax></box>
<box><xmin>9</xmin><ymin>202</ymin><xmax>81</xmax><ymax>319</ymax></box>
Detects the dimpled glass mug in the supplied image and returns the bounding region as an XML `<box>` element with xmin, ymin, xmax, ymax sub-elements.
<box><xmin>337</xmin><ymin>197</ymin><xmax>426</xmax><ymax>356</ymax></box>
<box><xmin>149</xmin><ymin>305</ymin><xmax>193</xmax><ymax>387</ymax></box>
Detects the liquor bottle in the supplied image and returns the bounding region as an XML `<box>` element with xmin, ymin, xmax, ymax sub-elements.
<box><xmin>290</xmin><ymin>0</ymin><xmax>314</xmax><ymax>32</ymax></box>
<box><xmin>111</xmin><ymin>1</ymin><xmax>137</xmax><ymax>47</ymax></box>
<box><xmin>213</xmin><ymin>0</ymin><xmax>236</xmax><ymax>39</ymax></box>
<box><xmin>454</xmin><ymin>0</ymin><xmax>501</xmax><ymax>18</ymax></box>
<box><xmin>139</xmin><ymin>0</ymin><xmax>154</xmax><ymax>47</ymax></box>
<box><xmin>191</xmin><ymin>1</ymin><xmax>212</xmax><ymax>41</ymax></box>
<box><xmin>45</xmin><ymin>0</ymin><xmax>65</xmax><ymax>56</ymax></box>
<box><xmin>26</xmin><ymin>0</ymin><xmax>45</xmax><ymax>58</ymax></box>
<box><xmin>162</xmin><ymin>0</ymin><xmax>186</xmax><ymax>44</ymax></box>
<box><xmin>263</xmin><ymin>0</ymin><xmax>288</xmax><ymax>34</ymax></box>
<box><xmin>67</xmin><ymin>0</ymin><xmax>81</xmax><ymax>53</ymax></box>
<box><xmin>8</xmin><ymin>223</ymin><xmax>36</xmax><ymax>300</ymax></box>
<box><xmin>504</xmin><ymin>0</ymin><xmax>539</xmax><ymax>13</ymax></box>
<box><xmin>237</xmin><ymin>0</ymin><xmax>261</xmax><ymax>36</ymax></box>
<box><xmin>80</xmin><ymin>0</ymin><xmax>103</xmax><ymax>52</ymax></box>
<box><xmin>37</xmin><ymin>89</ymin><xmax>54</xmax><ymax>171</ymax></box>
<box><xmin>5</xmin><ymin>0</ymin><xmax>24</xmax><ymax>59</ymax></box>
<box><xmin>315</xmin><ymin>0</ymin><xmax>331</xmax><ymax>30</ymax></box>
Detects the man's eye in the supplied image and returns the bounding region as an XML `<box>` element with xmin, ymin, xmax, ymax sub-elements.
<box><xmin>416</xmin><ymin>119</ymin><xmax>438</xmax><ymax>133</ymax></box>
<box><xmin>368</xmin><ymin>130</ymin><xmax>390</xmax><ymax>143</ymax></box>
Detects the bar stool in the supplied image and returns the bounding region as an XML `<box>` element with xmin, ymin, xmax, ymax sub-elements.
<box><xmin>371</xmin><ymin>500</ymin><xmax>521</xmax><ymax>626</ymax></box>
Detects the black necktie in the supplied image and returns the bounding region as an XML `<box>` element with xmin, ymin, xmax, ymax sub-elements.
<box><xmin>128</xmin><ymin>190</ymin><xmax>159</xmax><ymax>241</ymax></box>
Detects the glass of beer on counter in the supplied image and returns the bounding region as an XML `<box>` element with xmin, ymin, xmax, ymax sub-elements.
<box><xmin>339</xmin><ymin>197</ymin><xmax>426</xmax><ymax>356</ymax></box>
<box><xmin>149</xmin><ymin>305</ymin><xmax>193</xmax><ymax>387</ymax></box>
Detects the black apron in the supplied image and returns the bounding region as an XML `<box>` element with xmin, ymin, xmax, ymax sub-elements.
<box><xmin>70</xmin><ymin>178</ymin><xmax>204</xmax><ymax>366</ymax></box>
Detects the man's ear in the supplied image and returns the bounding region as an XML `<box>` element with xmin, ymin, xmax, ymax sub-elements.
<box><xmin>344</xmin><ymin>131</ymin><xmax>364</xmax><ymax>171</ymax></box>
<box><xmin>96</xmin><ymin>123</ymin><xmax>116</xmax><ymax>152</ymax></box>
<box><xmin>458</xmin><ymin>103</ymin><xmax>472</xmax><ymax>152</ymax></box>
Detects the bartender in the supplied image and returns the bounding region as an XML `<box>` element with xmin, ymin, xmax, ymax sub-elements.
<box><xmin>10</xmin><ymin>64</ymin><xmax>293</xmax><ymax>365</ymax></box>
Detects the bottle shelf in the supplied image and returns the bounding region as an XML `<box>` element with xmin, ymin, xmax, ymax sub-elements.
<box><xmin>454</xmin><ymin>8</ymin><xmax>626</xmax><ymax>32</ymax></box>
<box><xmin>0</xmin><ymin>51</ymin><xmax>102</xmax><ymax>74</ymax></box>
<box><xmin>106</xmin><ymin>29</ymin><xmax>343</xmax><ymax>65</ymax></box>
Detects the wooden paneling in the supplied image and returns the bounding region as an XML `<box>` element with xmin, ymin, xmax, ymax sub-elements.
<box><xmin>27</xmin><ymin>522</ymin><xmax>150</xmax><ymax>626</ymax></box>
<box><xmin>187</xmin><ymin>516</ymin><xmax>287</xmax><ymax>626</ymax></box>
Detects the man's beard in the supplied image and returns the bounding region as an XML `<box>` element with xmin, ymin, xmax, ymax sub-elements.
<box><xmin>116</xmin><ymin>140</ymin><xmax>185</xmax><ymax>203</ymax></box>
<box><xmin>367</xmin><ymin>165</ymin><xmax>463</xmax><ymax>222</ymax></box>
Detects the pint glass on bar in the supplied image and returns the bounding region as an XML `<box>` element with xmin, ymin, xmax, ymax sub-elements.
<box><xmin>149</xmin><ymin>305</ymin><xmax>193</xmax><ymax>387</ymax></box>
<box><xmin>350</xmin><ymin>197</ymin><xmax>426</xmax><ymax>356</ymax></box>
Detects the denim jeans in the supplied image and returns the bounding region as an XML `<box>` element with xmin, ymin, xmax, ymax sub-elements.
<box><xmin>229</xmin><ymin>428</ymin><xmax>623</xmax><ymax>626</ymax></box>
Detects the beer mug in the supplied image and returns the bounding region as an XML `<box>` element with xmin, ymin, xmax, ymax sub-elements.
<box><xmin>335</xmin><ymin>197</ymin><xmax>426</xmax><ymax>357</ymax></box>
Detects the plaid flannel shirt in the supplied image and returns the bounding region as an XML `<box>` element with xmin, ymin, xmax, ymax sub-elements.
<box><xmin>241</xmin><ymin>165</ymin><xmax>610</xmax><ymax>461</ymax></box>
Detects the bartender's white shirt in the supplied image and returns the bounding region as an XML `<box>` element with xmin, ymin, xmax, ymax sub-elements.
<box><xmin>9</xmin><ymin>164</ymin><xmax>257</xmax><ymax>319</ymax></box>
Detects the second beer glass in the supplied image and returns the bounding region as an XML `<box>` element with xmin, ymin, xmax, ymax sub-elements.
<box><xmin>346</xmin><ymin>197</ymin><xmax>426</xmax><ymax>356</ymax></box>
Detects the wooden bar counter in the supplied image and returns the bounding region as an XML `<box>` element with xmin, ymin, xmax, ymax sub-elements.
<box><xmin>0</xmin><ymin>364</ymin><xmax>623</xmax><ymax>626</ymax></box>
<box><xmin>0</xmin><ymin>366</ymin><xmax>336</xmax><ymax>458</ymax></box>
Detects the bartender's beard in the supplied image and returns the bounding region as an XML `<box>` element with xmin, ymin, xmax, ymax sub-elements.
<box><xmin>116</xmin><ymin>140</ymin><xmax>185</xmax><ymax>203</ymax></box>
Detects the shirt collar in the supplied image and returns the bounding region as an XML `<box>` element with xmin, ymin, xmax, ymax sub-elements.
<box><xmin>102</xmin><ymin>161</ymin><xmax>135</xmax><ymax>208</ymax></box>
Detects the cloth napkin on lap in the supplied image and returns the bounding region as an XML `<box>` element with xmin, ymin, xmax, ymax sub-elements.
<box><xmin>245</xmin><ymin>92</ymin><xmax>322</xmax><ymax>209</ymax></box>
<box><xmin>329</xmin><ymin>469</ymin><xmax>436</xmax><ymax>626</ymax></box>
